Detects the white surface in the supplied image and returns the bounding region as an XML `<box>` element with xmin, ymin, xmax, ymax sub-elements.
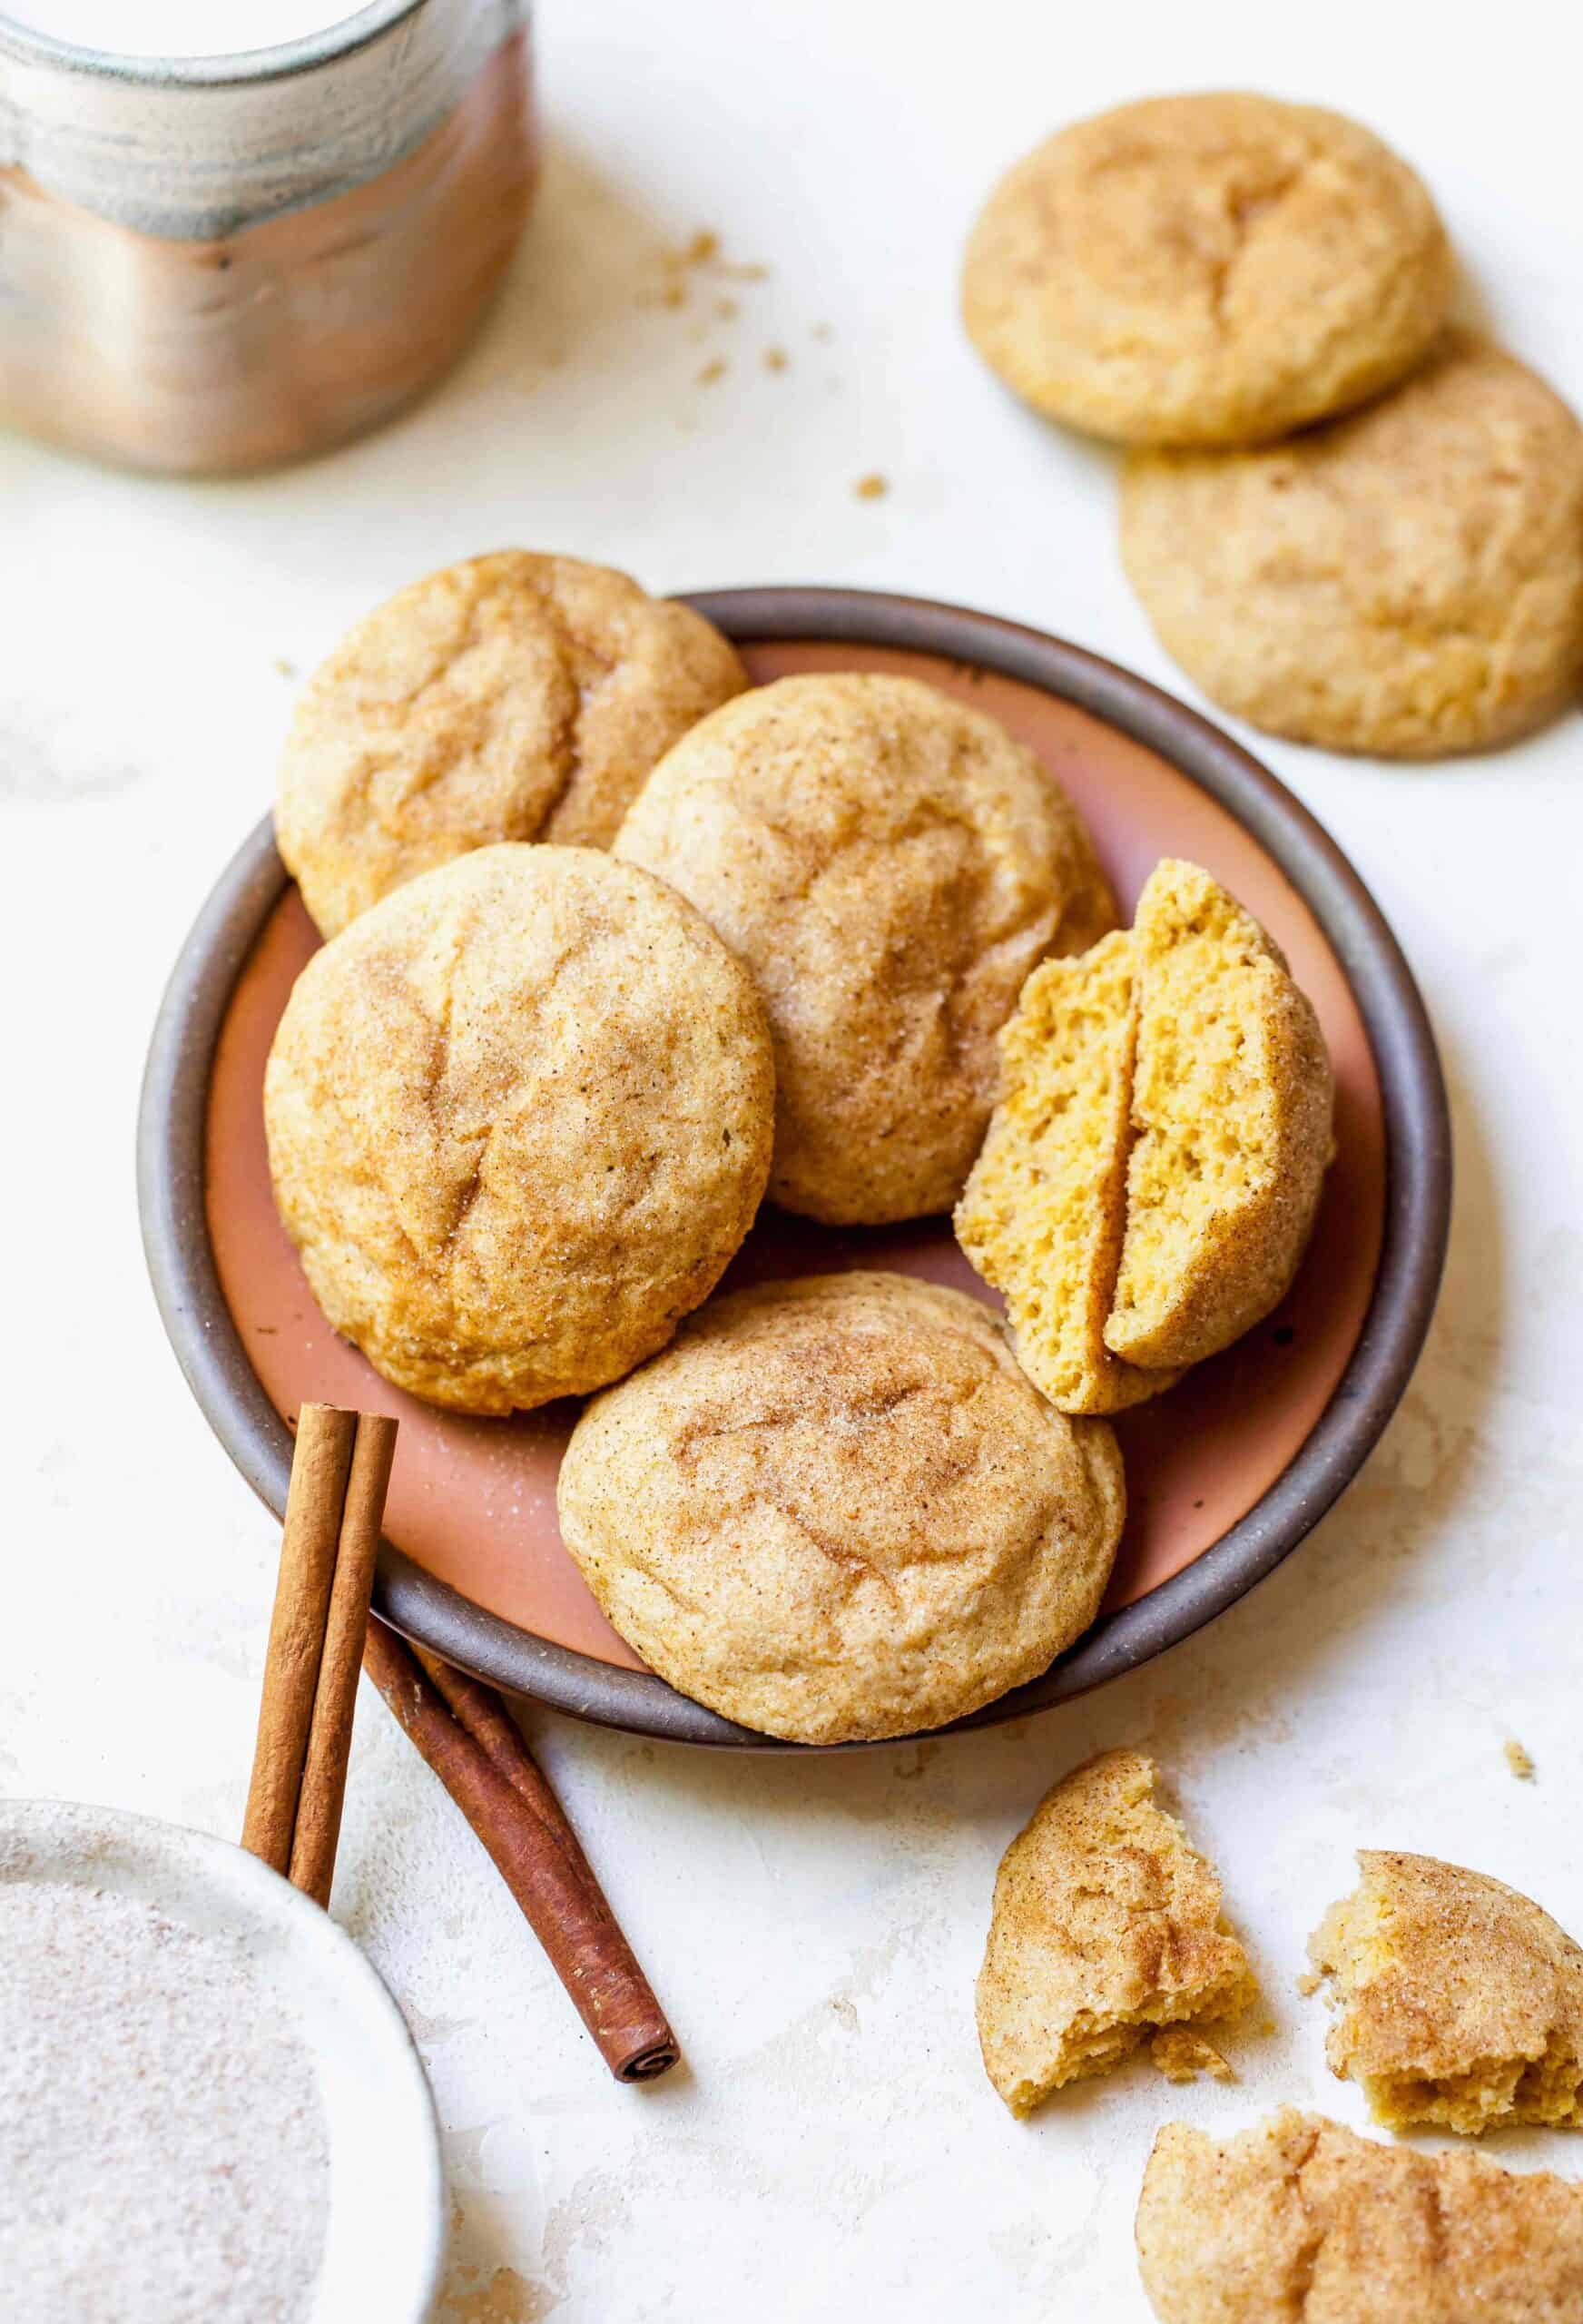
<box><xmin>2</xmin><ymin>3</ymin><xmax>1579</xmax><ymax>2319</ymax></box>
<box><xmin>0</xmin><ymin>1802</ymin><xmax>444</xmax><ymax>2323</ymax></box>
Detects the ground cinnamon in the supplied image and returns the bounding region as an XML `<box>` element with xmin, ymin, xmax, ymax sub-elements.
<box><xmin>362</xmin><ymin>1620</ymin><xmax>679</xmax><ymax>2083</ymax></box>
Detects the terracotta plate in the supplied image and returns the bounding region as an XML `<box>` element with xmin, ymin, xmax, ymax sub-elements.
<box><xmin>139</xmin><ymin>588</ymin><xmax>1450</xmax><ymax>1748</ymax></box>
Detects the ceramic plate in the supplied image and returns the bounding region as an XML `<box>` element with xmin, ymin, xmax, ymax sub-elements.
<box><xmin>0</xmin><ymin>1799</ymin><xmax>444</xmax><ymax>2320</ymax></box>
<box><xmin>139</xmin><ymin>587</ymin><xmax>1450</xmax><ymax>1747</ymax></box>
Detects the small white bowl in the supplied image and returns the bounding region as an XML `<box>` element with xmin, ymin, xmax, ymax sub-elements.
<box><xmin>0</xmin><ymin>1798</ymin><xmax>446</xmax><ymax>2323</ymax></box>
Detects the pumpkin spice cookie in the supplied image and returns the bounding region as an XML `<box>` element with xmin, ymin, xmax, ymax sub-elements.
<box><xmin>264</xmin><ymin>844</ymin><xmax>774</xmax><ymax>1414</ymax></box>
<box><xmin>614</xmin><ymin>673</ymin><xmax>1116</xmax><ymax>1225</ymax></box>
<box><xmin>1121</xmin><ymin>334</ymin><xmax>1583</xmax><ymax>756</ymax></box>
<box><xmin>963</xmin><ymin>93</ymin><xmax>1450</xmax><ymax>448</ymax></box>
<box><xmin>1105</xmin><ymin>861</ymin><xmax>1333</xmax><ymax>1370</ymax></box>
<box><xmin>556</xmin><ymin>1273</ymin><xmax>1126</xmax><ymax>1744</ymax></box>
<box><xmin>1136</xmin><ymin>2110</ymin><xmax>1583</xmax><ymax>2323</ymax></box>
<box><xmin>1307</xmin><ymin>1850</ymin><xmax>1583</xmax><ymax>2135</ymax></box>
<box><xmin>955</xmin><ymin>931</ymin><xmax>1177</xmax><ymax>1414</ymax></box>
<box><xmin>276</xmin><ymin>550</ymin><xmax>747</xmax><ymax>936</ymax></box>
<box><xmin>976</xmin><ymin>1749</ymin><xmax>1254</xmax><ymax>2116</ymax></box>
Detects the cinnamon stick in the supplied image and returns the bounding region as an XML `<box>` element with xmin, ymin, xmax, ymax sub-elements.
<box><xmin>242</xmin><ymin>1404</ymin><xmax>358</xmax><ymax>1875</ymax></box>
<box><xmin>288</xmin><ymin>1413</ymin><xmax>398</xmax><ymax>1905</ymax></box>
<box><xmin>363</xmin><ymin>1619</ymin><xmax>679</xmax><ymax>2084</ymax></box>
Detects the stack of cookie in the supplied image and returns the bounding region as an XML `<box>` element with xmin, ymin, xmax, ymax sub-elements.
<box><xmin>264</xmin><ymin>548</ymin><xmax>1332</xmax><ymax>1746</ymax></box>
<box><xmin>964</xmin><ymin>93</ymin><xmax>1583</xmax><ymax>758</ymax></box>
<box><xmin>976</xmin><ymin>1754</ymin><xmax>1583</xmax><ymax>2317</ymax></box>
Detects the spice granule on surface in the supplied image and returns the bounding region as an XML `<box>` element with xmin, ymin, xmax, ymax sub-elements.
<box><xmin>0</xmin><ymin>1876</ymin><xmax>329</xmax><ymax>2323</ymax></box>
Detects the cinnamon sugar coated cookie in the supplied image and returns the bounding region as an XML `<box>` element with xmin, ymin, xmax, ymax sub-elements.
<box><xmin>963</xmin><ymin>94</ymin><xmax>1450</xmax><ymax>448</ymax></box>
<box><xmin>977</xmin><ymin>1749</ymin><xmax>1254</xmax><ymax>2116</ymax></box>
<box><xmin>1308</xmin><ymin>1851</ymin><xmax>1583</xmax><ymax>2134</ymax></box>
<box><xmin>263</xmin><ymin>845</ymin><xmax>774</xmax><ymax>1413</ymax></box>
<box><xmin>556</xmin><ymin>1273</ymin><xmax>1126</xmax><ymax>1743</ymax></box>
<box><xmin>276</xmin><ymin>551</ymin><xmax>747</xmax><ymax>936</ymax></box>
<box><xmin>955</xmin><ymin>931</ymin><xmax>1177</xmax><ymax>1413</ymax></box>
<box><xmin>1106</xmin><ymin>861</ymin><xmax>1333</xmax><ymax>1369</ymax></box>
<box><xmin>614</xmin><ymin>674</ymin><xmax>1116</xmax><ymax>1224</ymax></box>
<box><xmin>1136</xmin><ymin>2110</ymin><xmax>1583</xmax><ymax>2322</ymax></box>
<box><xmin>1121</xmin><ymin>335</ymin><xmax>1583</xmax><ymax>755</ymax></box>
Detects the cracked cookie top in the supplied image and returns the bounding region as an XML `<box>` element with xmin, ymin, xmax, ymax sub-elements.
<box><xmin>962</xmin><ymin>93</ymin><xmax>1450</xmax><ymax>448</ymax></box>
<box><xmin>615</xmin><ymin>673</ymin><xmax>1117</xmax><ymax>1225</ymax></box>
<box><xmin>263</xmin><ymin>843</ymin><xmax>775</xmax><ymax>1413</ymax></box>
<box><xmin>1120</xmin><ymin>333</ymin><xmax>1583</xmax><ymax>756</ymax></box>
<box><xmin>556</xmin><ymin>1271</ymin><xmax>1126</xmax><ymax>1742</ymax></box>
<box><xmin>1136</xmin><ymin>2109</ymin><xmax>1583</xmax><ymax>2322</ymax></box>
<box><xmin>275</xmin><ymin>551</ymin><xmax>746</xmax><ymax>937</ymax></box>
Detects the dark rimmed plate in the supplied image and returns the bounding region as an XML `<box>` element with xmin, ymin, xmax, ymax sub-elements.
<box><xmin>139</xmin><ymin>586</ymin><xmax>1450</xmax><ymax>1748</ymax></box>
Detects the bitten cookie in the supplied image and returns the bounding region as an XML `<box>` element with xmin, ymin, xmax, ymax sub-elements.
<box><xmin>1121</xmin><ymin>334</ymin><xmax>1583</xmax><ymax>755</ymax></box>
<box><xmin>614</xmin><ymin>673</ymin><xmax>1116</xmax><ymax>1224</ymax></box>
<box><xmin>955</xmin><ymin>931</ymin><xmax>1177</xmax><ymax>1413</ymax></box>
<box><xmin>1136</xmin><ymin>2111</ymin><xmax>1583</xmax><ymax>2323</ymax></box>
<box><xmin>963</xmin><ymin>94</ymin><xmax>1450</xmax><ymax>448</ymax></box>
<box><xmin>264</xmin><ymin>845</ymin><xmax>774</xmax><ymax>1413</ymax></box>
<box><xmin>1105</xmin><ymin>861</ymin><xmax>1333</xmax><ymax>1370</ymax></box>
<box><xmin>556</xmin><ymin>1272</ymin><xmax>1126</xmax><ymax>1743</ymax></box>
<box><xmin>1307</xmin><ymin>1851</ymin><xmax>1583</xmax><ymax>2135</ymax></box>
<box><xmin>977</xmin><ymin>1749</ymin><xmax>1254</xmax><ymax>2117</ymax></box>
<box><xmin>276</xmin><ymin>551</ymin><xmax>747</xmax><ymax>935</ymax></box>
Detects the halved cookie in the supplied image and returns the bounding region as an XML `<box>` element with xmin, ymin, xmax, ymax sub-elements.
<box><xmin>1308</xmin><ymin>1850</ymin><xmax>1583</xmax><ymax>2135</ymax></box>
<box><xmin>955</xmin><ymin>932</ymin><xmax>1176</xmax><ymax>1414</ymax></box>
<box><xmin>1136</xmin><ymin>2110</ymin><xmax>1583</xmax><ymax>2324</ymax></box>
<box><xmin>976</xmin><ymin>1749</ymin><xmax>1254</xmax><ymax>2116</ymax></box>
<box><xmin>1105</xmin><ymin>861</ymin><xmax>1333</xmax><ymax>1369</ymax></box>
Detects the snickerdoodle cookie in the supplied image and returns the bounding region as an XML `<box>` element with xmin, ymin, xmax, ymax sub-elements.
<box><xmin>957</xmin><ymin>861</ymin><xmax>1332</xmax><ymax>1390</ymax></box>
<box><xmin>276</xmin><ymin>551</ymin><xmax>747</xmax><ymax>936</ymax></box>
<box><xmin>1121</xmin><ymin>334</ymin><xmax>1583</xmax><ymax>756</ymax></box>
<box><xmin>1105</xmin><ymin>861</ymin><xmax>1333</xmax><ymax>1370</ymax></box>
<box><xmin>956</xmin><ymin>931</ymin><xmax>1177</xmax><ymax>1413</ymax></box>
<box><xmin>614</xmin><ymin>674</ymin><xmax>1116</xmax><ymax>1224</ymax></box>
<box><xmin>1307</xmin><ymin>1851</ymin><xmax>1583</xmax><ymax>2136</ymax></box>
<box><xmin>1136</xmin><ymin>2110</ymin><xmax>1583</xmax><ymax>2323</ymax></box>
<box><xmin>963</xmin><ymin>94</ymin><xmax>1450</xmax><ymax>448</ymax></box>
<box><xmin>264</xmin><ymin>844</ymin><xmax>774</xmax><ymax>1413</ymax></box>
<box><xmin>977</xmin><ymin>1749</ymin><xmax>1254</xmax><ymax>2117</ymax></box>
<box><xmin>556</xmin><ymin>1272</ymin><xmax>1126</xmax><ymax>1743</ymax></box>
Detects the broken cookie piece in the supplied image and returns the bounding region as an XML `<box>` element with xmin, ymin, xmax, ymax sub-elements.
<box><xmin>955</xmin><ymin>931</ymin><xmax>1178</xmax><ymax>1414</ymax></box>
<box><xmin>1136</xmin><ymin>2109</ymin><xmax>1583</xmax><ymax>2324</ymax></box>
<box><xmin>1307</xmin><ymin>1849</ymin><xmax>1583</xmax><ymax>2134</ymax></box>
<box><xmin>1105</xmin><ymin>861</ymin><xmax>1334</xmax><ymax>1370</ymax></box>
<box><xmin>976</xmin><ymin>1748</ymin><xmax>1254</xmax><ymax>2116</ymax></box>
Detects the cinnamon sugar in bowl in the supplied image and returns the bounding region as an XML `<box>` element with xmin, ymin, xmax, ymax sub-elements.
<box><xmin>0</xmin><ymin>0</ymin><xmax>536</xmax><ymax>474</ymax></box>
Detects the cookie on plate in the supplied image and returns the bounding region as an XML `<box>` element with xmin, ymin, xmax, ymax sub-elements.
<box><xmin>1105</xmin><ymin>861</ymin><xmax>1333</xmax><ymax>1370</ymax></box>
<box><xmin>963</xmin><ymin>93</ymin><xmax>1450</xmax><ymax>448</ymax></box>
<box><xmin>614</xmin><ymin>673</ymin><xmax>1116</xmax><ymax>1224</ymax></box>
<box><xmin>1121</xmin><ymin>334</ymin><xmax>1583</xmax><ymax>756</ymax></box>
<box><xmin>977</xmin><ymin>1748</ymin><xmax>1254</xmax><ymax>2116</ymax></box>
<box><xmin>1307</xmin><ymin>1851</ymin><xmax>1583</xmax><ymax>2135</ymax></box>
<box><xmin>264</xmin><ymin>844</ymin><xmax>774</xmax><ymax>1413</ymax></box>
<box><xmin>955</xmin><ymin>931</ymin><xmax>1177</xmax><ymax>1413</ymax></box>
<box><xmin>556</xmin><ymin>1272</ymin><xmax>1126</xmax><ymax>1743</ymax></box>
<box><xmin>276</xmin><ymin>551</ymin><xmax>747</xmax><ymax>936</ymax></box>
<box><xmin>1136</xmin><ymin>2110</ymin><xmax>1583</xmax><ymax>2323</ymax></box>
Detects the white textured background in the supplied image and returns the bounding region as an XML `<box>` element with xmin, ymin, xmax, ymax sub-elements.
<box><xmin>4</xmin><ymin>3</ymin><xmax>1581</xmax><ymax>2317</ymax></box>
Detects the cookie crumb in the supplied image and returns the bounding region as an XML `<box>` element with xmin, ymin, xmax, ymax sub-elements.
<box><xmin>1296</xmin><ymin>1969</ymin><xmax>1322</xmax><ymax>1997</ymax></box>
<box><xmin>273</xmin><ymin>657</ymin><xmax>297</xmax><ymax>678</ymax></box>
<box><xmin>1150</xmin><ymin>2024</ymin><xmax>1235</xmax><ymax>2083</ymax></box>
<box><xmin>715</xmin><ymin>298</ymin><xmax>739</xmax><ymax>321</ymax></box>
<box><xmin>1504</xmin><ymin>1738</ymin><xmax>1537</xmax><ymax>1780</ymax></box>
<box><xmin>763</xmin><ymin>346</ymin><xmax>789</xmax><ymax>373</ymax></box>
<box><xmin>811</xmin><ymin>321</ymin><xmax>834</xmax><ymax>342</ymax></box>
<box><xmin>678</xmin><ymin>230</ymin><xmax>719</xmax><ymax>267</ymax></box>
<box><xmin>854</xmin><ymin>472</ymin><xmax>889</xmax><ymax>500</ymax></box>
<box><xmin>696</xmin><ymin>359</ymin><xmax>728</xmax><ymax>387</ymax></box>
